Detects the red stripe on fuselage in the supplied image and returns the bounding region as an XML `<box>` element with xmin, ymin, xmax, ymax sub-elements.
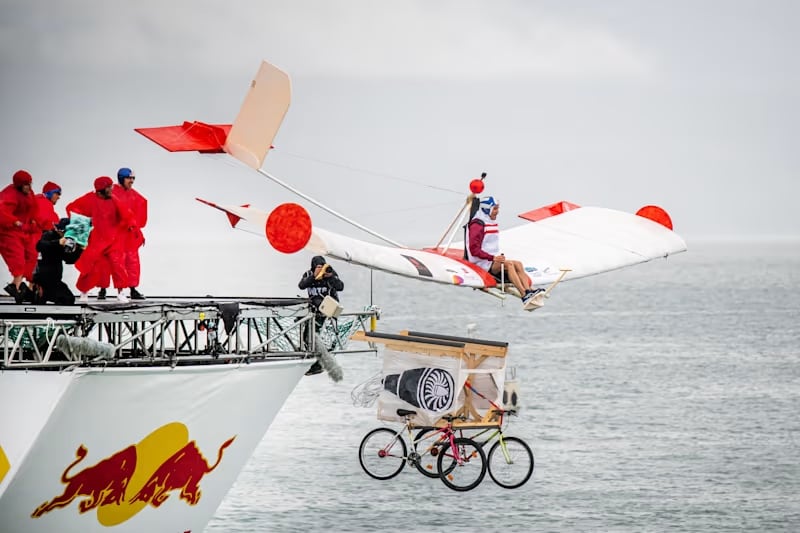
<box><xmin>421</xmin><ymin>247</ymin><xmax>498</xmax><ymax>288</ymax></box>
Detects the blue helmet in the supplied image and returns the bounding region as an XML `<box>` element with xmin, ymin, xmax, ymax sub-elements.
<box><xmin>117</xmin><ymin>167</ymin><xmax>135</xmax><ymax>184</ymax></box>
<box><xmin>479</xmin><ymin>196</ymin><xmax>497</xmax><ymax>215</ymax></box>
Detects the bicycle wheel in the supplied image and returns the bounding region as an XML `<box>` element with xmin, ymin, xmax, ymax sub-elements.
<box><xmin>487</xmin><ymin>436</ymin><xmax>534</xmax><ymax>489</ymax></box>
<box><xmin>413</xmin><ymin>428</ymin><xmax>448</xmax><ymax>478</ymax></box>
<box><xmin>358</xmin><ymin>428</ymin><xmax>407</xmax><ymax>480</ymax></box>
<box><xmin>436</xmin><ymin>437</ymin><xmax>487</xmax><ymax>491</ymax></box>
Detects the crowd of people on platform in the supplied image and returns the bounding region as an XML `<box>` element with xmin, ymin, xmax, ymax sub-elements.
<box><xmin>0</xmin><ymin>168</ymin><xmax>147</xmax><ymax>304</ymax></box>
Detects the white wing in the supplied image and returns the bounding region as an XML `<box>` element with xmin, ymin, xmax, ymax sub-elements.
<box><xmin>201</xmin><ymin>201</ymin><xmax>686</xmax><ymax>289</ymax></box>
<box><xmin>308</xmin><ymin>227</ymin><xmax>488</xmax><ymax>288</ymax></box>
<box><xmin>198</xmin><ymin>201</ymin><xmax>489</xmax><ymax>288</ymax></box>
<box><xmin>472</xmin><ymin>206</ymin><xmax>687</xmax><ymax>286</ymax></box>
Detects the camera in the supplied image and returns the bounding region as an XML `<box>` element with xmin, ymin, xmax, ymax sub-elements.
<box><xmin>64</xmin><ymin>238</ymin><xmax>76</xmax><ymax>253</ymax></box>
<box><xmin>314</xmin><ymin>263</ymin><xmax>331</xmax><ymax>280</ymax></box>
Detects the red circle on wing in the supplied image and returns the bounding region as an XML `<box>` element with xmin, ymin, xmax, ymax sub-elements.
<box><xmin>635</xmin><ymin>205</ymin><xmax>673</xmax><ymax>230</ymax></box>
<box><xmin>469</xmin><ymin>179</ymin><xmax>485</xmax><ymax>194</ymax></box>
<box><xmin>265</xmin><ymin>203</ymin><xmax>312</xmax><ymax>253</ymax></box>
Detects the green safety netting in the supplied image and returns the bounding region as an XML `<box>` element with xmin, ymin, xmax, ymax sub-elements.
<box><xmin>5</xmin><ymin>324</ymin><xmax>60</xmax><ymax>351</ymax></box>
<box><xmin>254</xmin><ymin>314</ymin><xmax>363</xmax><ymax>352</ymax></box>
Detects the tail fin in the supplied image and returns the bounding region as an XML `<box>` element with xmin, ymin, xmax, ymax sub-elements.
<box><xmin>224</xmin><ymin>60</ymin><xmax>291</xmax><ymax>169</ymax></box>
<box><xmin>135</xmin><ymin>60</ymin><xmax>291</xmax><ymax>169</ymax></box>
<box><xmin>196</xmin><ymin>198</ymin><xmax>249</xmax><ymax>228</ymax></box>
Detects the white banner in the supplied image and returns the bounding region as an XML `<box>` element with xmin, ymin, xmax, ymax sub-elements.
<box><xmin>377</xmin><ymin>349</ymin><xmax>506</xmax><ymax>426</ymax></box>
<box><xmin>0</xmin><ymin>360</ymin><xmax>309</xmax><ymax>533</ymax></box>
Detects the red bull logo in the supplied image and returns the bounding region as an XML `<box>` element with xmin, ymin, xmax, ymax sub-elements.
<box><xmin>31</xmin><ymin>422</ymin><xmax>236</xmax><ymax>526</ymax></box>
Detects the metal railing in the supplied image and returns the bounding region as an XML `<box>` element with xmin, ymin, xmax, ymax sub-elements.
<box><xmin>1</xmin><ymin>300</ymin><xmax>379</xmax><ymax>369</ymax></box>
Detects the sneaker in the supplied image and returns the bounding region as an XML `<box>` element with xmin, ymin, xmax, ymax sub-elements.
<box><xmin>305</xmin><ymin>361</ymin><xmax>323</xmax><ymax>376</ymax></box>
<box><xmin>97</xmin><ymin>288</ymin><xmax>107</xmax><ymax>300</ymax></box>
<box><xmin>117</xmin><ymin>291</ymin><xmax>129</xmax><ymax>304</ymax></box>
<box><xmin>130</xmin><ymin>287</ymin><xmax>146</xmax><ymax>300</ymax></box>
<box><xmin>522</xmin><ymin>288</ymin><xmax>545</xmax><ymax>305</ymax></box>
<box><xmin>78</xmin><ymin>292</ymin><xmax>89</xmax><ymax>304</ymax></box>
<box><xmin>521</xmin><ymin>292</ymin><xmax>534</xmax><ymax>305</ymax></box>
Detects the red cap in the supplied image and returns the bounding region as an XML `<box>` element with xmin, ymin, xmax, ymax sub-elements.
<box><xmin>13</xmin><ymin>170</ymin><xmax>32</xmax><ymax>187</ymax></box>
<box><xmin>94</xmin><ymin>176</ymin><xmax>113</xmax><ymax>191</ymax></box>
<box><xmin>42</xmin><ymin>181</ymin><xmax>61</xmax><ymax>194</ymax></box>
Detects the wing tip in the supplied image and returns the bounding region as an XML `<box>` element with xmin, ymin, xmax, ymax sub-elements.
<box><xmin>635</xmin><ymin>205</ymin><xmax>674</xmax><ymax>230</ymax></box>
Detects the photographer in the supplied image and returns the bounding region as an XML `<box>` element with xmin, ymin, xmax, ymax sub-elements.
<box><xmin>298</xmin><ymin>255</ymin><xmax>344</xmax><ymax>375</ymax></box>
<box><xmin>31</xmin><ymin>218</ymin><xmax>82</xmax><ymax>305</ymax></box>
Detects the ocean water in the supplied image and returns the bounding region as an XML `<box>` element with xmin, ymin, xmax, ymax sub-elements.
<box><xmin>198</xmin><ymin>240</ymin><xmax>799</xmax><ymax>532</ymax></box>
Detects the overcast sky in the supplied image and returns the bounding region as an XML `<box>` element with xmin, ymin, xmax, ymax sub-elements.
<box><xmin>1</xmin><ymin>0</ymin><xmax>798</xmax><ymax>250</ymax></box>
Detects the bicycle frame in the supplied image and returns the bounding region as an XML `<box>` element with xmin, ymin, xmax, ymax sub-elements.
<box><xmin>368</xmin><ymin>413</ymin><xmax>475</xmax><ymax>470</ymax></box>
<box><xmin>464</xmin><ymin>426</ymin><xmax>515</xmax><ymax>464</ymax></box>
<box><xmin>378</xmin><ymin>415</ymin><xmax>455</xmax><ymax>466</ymax></box>
<box><xmin>359</xmin><ymin>410</ymin><xmax>494</xmax><ymax>490</ymax></box>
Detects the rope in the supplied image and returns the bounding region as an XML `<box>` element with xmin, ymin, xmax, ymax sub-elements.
<box><xmin>280</xmin><ymin>150</ymin><xmax>464</xmax><ymax>196</ymax></box>
<box><xmin>44</xmin><ymin>318</ymin><xmax>57</xmax><ymax>345</ymax></box>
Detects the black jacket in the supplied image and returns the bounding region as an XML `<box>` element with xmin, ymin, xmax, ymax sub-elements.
<box><xmin>33</xmin><ymin>230</ymin><xmax>82</xmax><ymax>285</ymax></box>
<box><xmin>298</xmin><ymin>266</ymin><xmax>344</xmax><ymax>310</ymax></box>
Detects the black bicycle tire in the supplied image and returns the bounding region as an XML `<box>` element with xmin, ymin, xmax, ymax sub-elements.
<box><xmin>487</xmin><ymin>436</ymin><xmax>534</xmax><ymax>489</ymax></box>
<box><xmin>413</xmin><ymin>427</ymin><xmax>448</xmax><ymax>478</ymax></box>
<box><xmin>436</xmin><ymin>436</ymin><xmax>487</xmax><ymax>491</ymax></box>
<box><xmin>358</xmin><ymin>427</ymin><xmax>407</xmax><ymax>480</ymax></box>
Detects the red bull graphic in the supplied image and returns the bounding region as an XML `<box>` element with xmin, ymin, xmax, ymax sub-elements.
<box><xmin>31</xmin><ymin>444</ymin><xmax>137</xmax><ymax>517</ymax></box>
<box><xmin>31</xmin><ymin>422</ymin><xmax>236</xmax><ymax>526</ymax></box>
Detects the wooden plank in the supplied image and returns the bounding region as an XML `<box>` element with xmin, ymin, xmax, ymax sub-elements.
<box><xmin>351</xmin><ymin>331</ymin><xmax>465</xmax><ymax>358</ymax></box>
<box><xmin>401</xmin><ymin>330</ymin><xmax>509</xmax><ymax>348</ymax></box>
<box><xmin>399</xmin><ymin>331</ymin><xmax>507</xmax><ymax>358</ymax></box>
<box><xmin>354</xmin><ymin>330</ymin><xmax>507</xmax><ymax>358</ymax></box>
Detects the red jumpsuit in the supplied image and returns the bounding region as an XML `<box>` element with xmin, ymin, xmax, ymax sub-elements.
<box><xmin>0</xmin><ymin>184</ymin><xmax>37</xmax><ymax>278</ymax></box>
<box><xmin>66</xmin><ymin>192</ymin><xmax>131</xmax><ymax>293</ymax></box>
<box><xmin>112</xmin><ymin>183</ymin><xmax>147</xmax><ymax>288</ymax></box>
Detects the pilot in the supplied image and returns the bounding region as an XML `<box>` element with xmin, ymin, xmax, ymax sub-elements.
<box><xmin>466</xmin><ymin>196</ymin><xmax>543</xmax><ymax>306</ymax></box>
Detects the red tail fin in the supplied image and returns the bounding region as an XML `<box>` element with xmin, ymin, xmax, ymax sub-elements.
<box><xmin>196</xmin><ymin>198</ymin><xmax>243</xmax><ymax>228</ymax></box>
<box><xmin>136</xmin><ymin>122</ymin><xmax>232</xmax><ymax>152</ymax></box>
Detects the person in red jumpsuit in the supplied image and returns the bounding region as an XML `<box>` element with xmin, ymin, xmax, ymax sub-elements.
<box><xmin>112</xmin><ymin>167</ymin><xmax>147</xmax><ymax>300</ymax></box>
<box><xmin>66</xmin><ymin>176</ymin><xmax>131</xmax><ymax>303</ymax></box>
<box><xmin>27</xmin><ymin>181</ymin><xmax>63</xmax><ymax>282</ymax></box>
<box><xmin>0</xmin><ymin>170</ymin><xmax>37</xmax><ymax>303</ymax></box>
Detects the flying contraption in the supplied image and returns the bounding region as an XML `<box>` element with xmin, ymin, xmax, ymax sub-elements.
<box><xmin>137</xmin><ymin>60</ymin><xmax>687</xmax><ymax>312</ymax></box>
